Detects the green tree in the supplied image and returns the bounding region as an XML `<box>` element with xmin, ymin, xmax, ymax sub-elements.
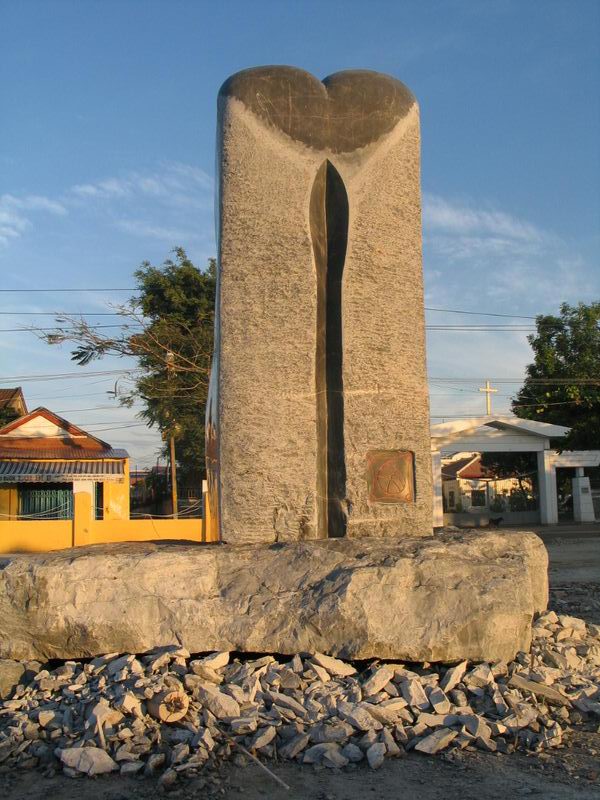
<box><xmin>43</xmin><ymin>248</ymin><xmax>216</xmax><ymax>487</ymax></box>
<box><xmin>480</xmin><ymin>452</ymin><xmax>538</xmax><ymax>494</ymax></box>
<box><xmin>0</xmin><ymin>407</ymin><xmax>20</xmax><ymax>428</ymax></box>
<box><xmin>512</xmin><ymin>302</ymin><xmax>600</xmax><ymax>449</ymax></box>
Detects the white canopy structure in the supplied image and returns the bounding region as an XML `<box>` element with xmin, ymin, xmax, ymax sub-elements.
<box><xmin>431</xmin><ymin>416</ymin><xmax>600</xmax><ymax>526</ymax></box>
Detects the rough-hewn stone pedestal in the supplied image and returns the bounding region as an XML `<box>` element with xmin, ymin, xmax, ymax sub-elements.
<box><xmin>0</xmin><ymin>531</ymin><xmax>547</xmax><ymax>663</ymax></box>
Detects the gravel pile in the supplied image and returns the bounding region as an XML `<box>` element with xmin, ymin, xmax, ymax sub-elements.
<box><xmin>0</xmin><ymin>611</ymin><xmax>598</xmax><ymax>785</ymax></box>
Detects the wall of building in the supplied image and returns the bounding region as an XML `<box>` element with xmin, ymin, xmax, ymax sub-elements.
<box><xmin>0</xmin><ymin>487</ymin><xmax>18</xmax><ymax>518</ymax></box>
<box><xmin>103</xmin><ymin>462</ymin><xmax>130</xmax><ymax>520</ymax></box>
<box><xmin>0</xmin><ymin>517</ymin><xmax>210</xmax><ymax>553</ymax></box>
<box><xmin>0</xmin><ymin>472</ymin><xmax>216</xmax><ymax>553</ymax></box>
<box><xmin>0</xmin><ymin>520</ymin><xmax>73</xmax><ymax>552</ymax></box>
<box><xmin>443</xmin><ymin>510</ymin><xmax>540</xmax><ymax>527</ymax></box>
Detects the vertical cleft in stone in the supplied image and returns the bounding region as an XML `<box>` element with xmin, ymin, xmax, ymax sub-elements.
<box><xmin>310</xmin><ymin>160</ymin><xmax>348</xmax><ymax>538</ymax></box>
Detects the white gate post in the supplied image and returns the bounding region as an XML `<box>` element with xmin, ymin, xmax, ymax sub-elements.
<box><xmin>431</xmin><ymin>450</ymin><xmax>444</xmax><ymax>528</ymax></box>
<box><xmin>537</xmin><ymin>450</ymin><xmax>558</xmax><ymax>525</ymax></box>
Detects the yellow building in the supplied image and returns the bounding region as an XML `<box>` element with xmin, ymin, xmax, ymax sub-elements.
<box><xmin>0</xmin><ymin>406</ymin><xmax>212</xmax><ymax>552</ymax></box>
<box><xmin>0</xmin><ymin>407</ymin><xmax>129</xmax><ymax>543</ymax></box>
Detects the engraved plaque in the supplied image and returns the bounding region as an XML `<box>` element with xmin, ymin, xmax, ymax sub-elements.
<box><xmin>366</xmin><ymin>450</ymin><xmax>415</xmax><ymax>503</ymax></box>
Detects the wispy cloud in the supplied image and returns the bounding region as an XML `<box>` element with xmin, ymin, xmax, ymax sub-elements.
<box><xmin>0</xmin><ymin>162</ymin><xmax>214</xmax><ymax>249</ymax></box>
<box><xmin>116</xmin><ymin>219</ymin><xmax>199</xmax><ymax>241</ymax></box>
<box><xmin>423</xmin><ymin>193</ymin><xmax>544</xmax><ymax>243</ymax></box>
<box><xmin>0</xmin><ymin>193</ymin><xmax>68</xmax><ymax>245</ymax></box>
<box><xmin>422</xmin><ymin>192</ymin><xmax>597</xmax><ymax>312</ymax></box>
<box><xmin>70</xmin><ymin>162</ymin><xmax>213</xmax><ymax>204</ymax></box>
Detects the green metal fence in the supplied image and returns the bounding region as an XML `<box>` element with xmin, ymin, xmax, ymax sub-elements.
<box><xmin>18</xmin><ymin>487</ymin><xmax>73</xmax><ymax>520</ymax></box>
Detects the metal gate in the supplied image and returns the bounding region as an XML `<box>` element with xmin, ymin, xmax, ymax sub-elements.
<box><xmin>18</xmin><ymin>487</ymin><xmax>73</xmax><ymax>520</ymax></box>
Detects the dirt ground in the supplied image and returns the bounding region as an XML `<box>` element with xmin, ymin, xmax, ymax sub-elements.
<box><xmin>2</xmin><ymin>533</ymin><xmax>599</xmax><ymax>800</ymax></box>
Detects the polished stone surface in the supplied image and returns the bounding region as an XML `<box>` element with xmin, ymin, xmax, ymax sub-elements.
<box><xmin>219</xmin><ymin>67</ymin><xmax>415</xmax><ymax>153</ymax></box>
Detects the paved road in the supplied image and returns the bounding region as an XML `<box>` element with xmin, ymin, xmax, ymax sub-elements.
<box><xmin>503</xmin><ymin>522</ymin><xmax>600</xmax><ymax>540</ymax></box>
<box><xmin>500</xmin><ymin>523</ymin><xmax>599</xmax><ymax>583</ymax></box>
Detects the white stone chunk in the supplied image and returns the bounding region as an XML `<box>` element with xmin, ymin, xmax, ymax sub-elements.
<box><xmin>366</xmin><ymin>742</ymin><xmax>386</xmax><ymax>769</ymax></box>
<box><xmin>311</xmin><ymin>653</ymin><xmax>356</xmax><ymax>677</ymax></box>
<box><xmin>196</xmin><ymin>685</ymin><xmax>240</xmax><ymax>719</ymax></box>
<box><xmin>311</xmin><ymin>664</ymin><xmax>331</xmax><ymax>683</ymax></box>
<box><xmin>428</xmin><ymin>686</ymin><xmax>451</xmax><ymax>714</ymax></box>
<box><xmin>363</xmin><ymin>666</ymin><xmax>394</xmax><ymax>697</ymax></box>
<box><xmin>400</xmin><ymin>678</ymin><xmax>430</xmax><ymax>710</ymax></box>
<box><xmin>201</xmin><ymin>652</ymin><xmax>230</xmax><ymax>670</ymax></box>
<box><xmin>250</xmin><ymin>725</ymin><xmax>277</xmax><ymax>750</ymax></box>
<box><xmin>440</xmin><ymin>661</ymin><xmax>468</xmax><ymax>693</ymax></box>
<box><xmin>269</xmin><ymin>690</ymin><xmax>306</xmax><ymax>717</ymax></box>
<box><xmin>59</xmin><ymin>747</ymin><xmax>118</xmax><ymax>775</ymax></box>
<box><xmin>414</xmin><ymin>728</ymin><xmax>457</xmax><ymax>755</ymax></box>
<box><xmin>279</xmin><ymin>733</ymin><xmax>310</xmax><ymax>760</ymax></box>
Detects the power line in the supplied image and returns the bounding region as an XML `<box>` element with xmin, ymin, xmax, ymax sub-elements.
<box><xmin>0</xmin><ymin>369</ymin><xmax>135</xmax><ymax>383</ymax></box>
<box><xmin>0</xmin><ymin>288</ymin><xmax>133</xmax><ymax>293</ymax></box>
<box><xmin>0</xmin><ymin>291</ymin><xmax>540</xmax><ymax>320</ymax></box>
<box><xmin>429</xmin><ymin>377</ymin><xmax>600</xmax><ymax>384</ymax></box>
<box><xmin>0</xmin><ymin>311</ymin><xmax>125</xmax><ymax>316</ymax></box>
<box><xmin>1</xmin><ymin>323</ymin><xmax>536</xmax><ymax>333</ymax></box>
<box><xmin>0</xmin><ymin>324</ymin><xmax>141</xmax><ymax>333</ymax></box>
<box><xmin>425</xmin><ymin>306</ymin><xmax>537</xmax><ymax>319</ymax></box>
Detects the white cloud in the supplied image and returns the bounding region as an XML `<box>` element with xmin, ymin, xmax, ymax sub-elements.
<box><xmin>423</xmin><ymin>193</ymin><xmax>544</xmax><ymax>243</ymax></box>
<box><xmin>116</xmin><ymin>219</ymin><xmax>198</xmax><ymax>241</ymax></box>
<box><xmin>0</xmin><ymin>193</ymin><xmax>68</xmax><ymax>245</ymax></box>
<box><xmin>422</xmin><ymin>192</ymin><xmax>598</xmax><ymax>313</ymax></box>
<box><xmin>69</xmin><ymin>162</ymin><xmax>213</xmax><ymax>203</ymax></box>
<box><xmin>1</xmin><ymin>162</ymin><xmax>214</xmax><ymax>249</ymax></box>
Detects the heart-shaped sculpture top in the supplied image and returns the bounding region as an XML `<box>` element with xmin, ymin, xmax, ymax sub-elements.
<box><xmin>219</xmin><ymin>66</ymin><xmax>415</xmax><ymax>154</ymax></box>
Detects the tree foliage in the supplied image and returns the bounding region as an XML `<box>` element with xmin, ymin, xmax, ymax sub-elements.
<box><xmin>512</xmin><ymin>302</ymin><xmax>600</xmax><ymax>449</ymax></box>
<box><xmin>0</xmin><ymin>407</ymin><xmax>20</xmax><ymax>428</ymax></box>
<box><xmin>43</xmin><ymin>248</ymin><xmax>216</xmax><ymax>485</ymax></box>
<box><xmin>480</xmin><ymin>452</ymin><xmax>538</xmax><ymax>494</ymax></box>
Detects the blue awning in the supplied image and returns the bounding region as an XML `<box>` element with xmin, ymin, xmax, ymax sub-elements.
<box><xmin>0</xmin><ymin>460</ymin><xmax>125</xmax><ymax>483</ymax></box>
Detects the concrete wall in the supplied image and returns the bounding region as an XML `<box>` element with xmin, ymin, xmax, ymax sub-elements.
<box><xmin>102</xmin><ymin>462</ymin><xmax>130</xmax><ymax>520</ymax></box>
<box><xmin>0</xmin><ymin>517</ymin><xmax>210</xmax><ymax>553</ymax></box>
<box><xmin>444</xmin><ymin>510</ymin><xmax>540</xmax><ymax>527</ymax></box>
<box><xmin>0</xmin><ymin>520</ymin><xmax>73</xmax><ymax>552</ymax></box>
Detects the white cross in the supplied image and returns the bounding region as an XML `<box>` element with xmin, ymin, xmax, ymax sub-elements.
<box><xmin>479</xmin><ymin>380</ymin><xmax>498</xmax><ymax>415</ymax></box>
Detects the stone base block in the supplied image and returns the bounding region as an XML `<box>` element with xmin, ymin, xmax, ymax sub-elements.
<box><xmin>0</xmin><ymin>531</ymin><xmax>548</xmax><ymax>663</ymax></box>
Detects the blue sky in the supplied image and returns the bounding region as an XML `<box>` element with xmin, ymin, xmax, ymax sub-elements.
<box><xmin>1</xmin><ymin>0</ymin><xmax>599</xmax><ymax>466</ymax></box>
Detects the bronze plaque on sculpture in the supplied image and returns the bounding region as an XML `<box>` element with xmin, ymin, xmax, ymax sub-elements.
<box><xmin>366</xmin><ymin>450</ymin><xmax>415</xmax><ymax>503</ymax></box>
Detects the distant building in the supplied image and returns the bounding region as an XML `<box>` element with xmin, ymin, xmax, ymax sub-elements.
<box><xmin>431</xmin><ymin>416</ymin><xmax>600</xmax><ymax>527</ymax></box>
<box><xmin>0</xmin><ymin>407</ymin><xmax>129</xmax><ymax>521</ymax></box>
<box><xmin>441</xmin><ymin>453</ymin><xmax>535</xmax><ymax>515</ymax></box>
<box><xmin>0</xmin><ymin>387</ymin><xmax>28</xmax><ymax>419</ymax></box>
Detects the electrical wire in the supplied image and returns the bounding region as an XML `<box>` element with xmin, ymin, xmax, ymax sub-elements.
<box><xmin>0</xmin><ymin>288</ymin><xmax>133</xmax><ymax>293</ymax></box>
<box><xmin>0</xmin><ymin>325</ymin><xmax>142</xmax><ymax>333</ymax></box>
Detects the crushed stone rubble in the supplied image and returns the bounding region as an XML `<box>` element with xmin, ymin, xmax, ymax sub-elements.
<box><xmin>0</xmin><ymin>611</ymin><xmax>598</xmax><ymax>784</ymax></box>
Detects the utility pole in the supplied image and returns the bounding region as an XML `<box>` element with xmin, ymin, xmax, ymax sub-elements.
<box><xmin>169</xmin><ymin>435</ymin><xmax>178</xmax><ymax>519</ymax></box>
<box><xmin>479</xmin><ymin>379</ymin><xmax>498</xmax><ymax>415</ymax></box>
<box><xmin>166</xmin><ymin>351</ymin><xmax>178</xmax><ymax>519</ymax></box>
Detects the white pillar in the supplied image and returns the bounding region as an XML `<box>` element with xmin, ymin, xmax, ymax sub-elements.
<box><xmin>431</xmin><ymin>451</ymin><xmax>444</xmax><ymax>528</ymax></box>
<box><xmin>537</xmin><ymin>450</ymin><xmax>558</xmax><ymax>525</ymax></box>
<box><xmin>573</xmin><ymin>475</ymin><xmax>595</xmax><ymax>522</ymax></box>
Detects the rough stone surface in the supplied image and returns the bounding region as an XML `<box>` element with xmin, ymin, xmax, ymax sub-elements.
<box><xmin>0</xmin><ymin>659</ymin><xmax>24</xmax><ymax>699</ymax></box>
<box><xmin>208</xmin><ymin>66</ymin><xmax>432</xmax><ymax>543</ymax></box>
<box><xmin>0</xmin><ymin>532</ymin><xmax>547</xmax><ymax>663</ymax></box>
